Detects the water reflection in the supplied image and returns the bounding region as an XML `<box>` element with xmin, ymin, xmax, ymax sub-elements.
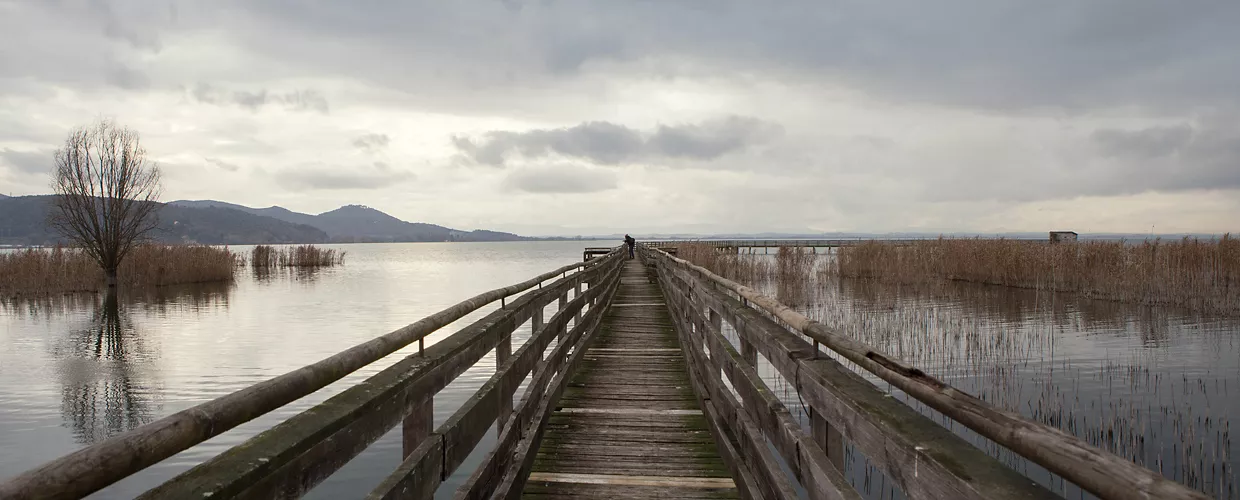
<box><xmin>2</xmin><ymin>281</ymin><xmax>233</xmax><ymax>320</ymax></box>
<box><xmin>55</xmin><ymin>294</ymin><xmax>159</xmax><ymax>444</ymax></box>
<box><xmin>251</xmin><ymin>266</ymin><xmax>333</xmax><ymax>285</ymax></box>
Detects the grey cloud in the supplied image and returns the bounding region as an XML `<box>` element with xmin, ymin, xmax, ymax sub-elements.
<box><xmin>0</xmin><ymin>148</ymin><xmax>52</xmax><ymax>175</ymax></box>
<box><xmin>224</xmin><ymin>1</ymin><xmax>1240</xmax><ymax>114</ymax></box>
<box><xmin>455</xmin><ymin>117</ymin><xmax>780</xmax><ymax>166</ymax></box>
<box><xmin>503</xmin><ymin>164</ymin><xmax>618</xmax><ymax>194</ymax></box>
<box><xmin>1089</xmin><ymin>123</ymin><xmax>1240</xmax><ymax>192</ymax></box>
<box><xmin>103</xmin><ymin>64</ymin><xmax>151</xmax><ymax>91</ymax></box>
<box><xmin>204</xmin><ymin>157</ymin><xmax>241</xmax><ymax>172</ymax></box>
<box><xmin>275</xmin><ymin>162</ymin><xmax>413</xmax><ymax>191</ymax></box>
<box><xmin>352</xmin><ymin>133</ymin><xmax>391</xmax><ymax>153</ymax></box>
<box><xmin>1092</xmin><ymin>125</ymin><xmax>1195</xmax><ymax>161</ymax></box>
<box><xmin>648</xmin><ymin>117</ymin><xmax>782</xmax><ymax>160</ymax></box>
<box><xmin>190</xmin><ymin>84</ymin><xmax>329</xmax><ymax>113</ymax></box>
<box><xmin>92</xmin><ymin>0</ymin><xmax>171</xmax><ymax>52</ymax></box>
<box><xmin>909</xmin><ymin>121</ymin><xmax>1240</xmax><ymax>204</ymax></box>
<box><xmin>7</xmin><ymin>2</ymin><xmax>1238</xmax><ymax>115</ymax></box>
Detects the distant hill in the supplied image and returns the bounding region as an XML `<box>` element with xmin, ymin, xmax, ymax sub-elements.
<box><xmin>169</xmin><ymin>200</ymin><xmax>526</xmax><ymax>243</ymax></box>
<box><xmin>0</xmin><ymin>195</ymin><xmax>328</xmax><ymax>246</ymax></box>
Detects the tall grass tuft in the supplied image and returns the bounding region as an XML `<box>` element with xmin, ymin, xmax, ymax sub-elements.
<box><xmin>0</xmin><ymin>244</ymin><xmax>240</xmax><ymax>297</ymax></box>
<box><xmin>833</xmin><ymin>236</ymin><xmax>1240</xmax><ymax>314</ymax></box>
<box><xmin>250</xmin><ymin>245</ymin><xmax>345</xmax><ymax>268</ymax></box>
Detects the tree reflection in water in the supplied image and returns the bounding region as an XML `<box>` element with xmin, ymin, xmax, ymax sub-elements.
<box><xmin>58</xmin><ymin>293</ymin><xmax>155</xmax><ymax>444</ymax></box>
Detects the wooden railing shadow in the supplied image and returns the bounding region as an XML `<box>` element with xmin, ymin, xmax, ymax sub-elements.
<box><xmin>641</xmin><ymin>245</ymin><xmax>1209</xmax><ymax>500</ymax></box>
<box><xmin>0</xmin><ymin>250</ymin><xmax>624</xmax><ymax>500</ymax></box>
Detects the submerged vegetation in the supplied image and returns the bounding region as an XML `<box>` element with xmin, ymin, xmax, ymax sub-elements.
<box><xmin>250</xmin><ymin>244</ymin><xmax>345</xmax><ymax>269</ymax></box>
<box><xmin>0</xmin><ymin>245</ymin><xmax>240</xmax><ymax>297</ymax></box>
<box><xmin>832</xmin><ymin>236</ymin><xmax>1240</xmax><ymax>314</ymax></box>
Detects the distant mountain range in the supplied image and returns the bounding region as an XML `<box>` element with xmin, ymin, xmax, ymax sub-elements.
<box><xmin>168</xmin><ymin>200</ymin><xmax>524</xmax><ymax>243</ymax></box>
<box><xmin>0</xmin><ymin>195</ymin><xmax>526</xmax><ymax>246</ymax></box>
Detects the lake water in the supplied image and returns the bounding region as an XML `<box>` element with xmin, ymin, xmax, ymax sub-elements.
<box><xmin>0</xmin><ymin>241</ymin><xmax>610</xmax><ymax>498</ymax></box>
<box><xmin>1</xmin><ymin>242</ymin><xmax>1237</xmax><ymax>499</ymax></box>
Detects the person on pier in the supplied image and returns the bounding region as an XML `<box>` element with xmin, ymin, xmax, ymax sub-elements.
<box><xmin>624</xmin><ymin>234</ymin><xmax>636</xmax><ymax>259</ymax></box>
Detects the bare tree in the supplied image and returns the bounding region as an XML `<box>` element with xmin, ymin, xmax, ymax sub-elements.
<box><xmin>49</xmin><ymin>119</ymin><xmax>163</xmax><ymax>289</ymax></box>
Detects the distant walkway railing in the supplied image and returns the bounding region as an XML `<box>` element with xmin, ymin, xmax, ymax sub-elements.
<box><xmin>645</xmin><ymin>237</ymin><xmax>1049</xmax><ymax>250</ymax></box>
<box><xmin>0</xmin><ymin>250</ymin><xmax>623</xmax><ymax>500</ymax></box>
<box><xmin>640</xmin><ymin>244</ymin><xmax>1207</xmax><ymax>500</ymax></box>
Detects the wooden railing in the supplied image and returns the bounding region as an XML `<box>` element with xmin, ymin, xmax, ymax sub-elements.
<box><xmin>646</xmin><ymin>237</ymin><xmax>1049</xmax><ymax>249</ymax></box>
<box><xmin>640</xmin><ymin>245</ymin><xmax>1208</xmax><ymax>500</ymax></box>
<box><xmin>0</xmin><ymin>250</ymin><xmax>624</xmax><ymax>500</ymax></box>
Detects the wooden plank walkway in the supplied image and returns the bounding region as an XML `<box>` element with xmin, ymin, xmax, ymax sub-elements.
<box><xmin>523</xmin><ymin>259</ymin><xmax>738</xmax><ymax>499</ymax></box>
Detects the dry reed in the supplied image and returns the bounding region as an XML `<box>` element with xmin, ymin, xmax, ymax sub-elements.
<box><xmin>676</xmin><ymin>243</ymin><xmax>774</xmax><ymax>285</ymax></box>
<box><xmin>833</xmin><ymin>236</ymin><xmax>1240</xmax><ymax>314</ymax></box>
<box><xmin>0</xmin><ymin>244</ymin><xmax>240</xmax><ymax>297</ymax></box>
<box><xmin>250</xmin><ymin>244</ymin><xmax>345</xmax><ymax>268</ymax></box>
<box><xmin>674</xmin><ymin>243</ymin><xmax>824</xmax><ymax>306</ymax></box>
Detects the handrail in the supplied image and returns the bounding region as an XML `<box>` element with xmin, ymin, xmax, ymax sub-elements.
<box><xmin>363</xmin><ymin>256</ymin><xmax>622</xmax><ymax>499</ymax></box>
<box><xmin>643</xmin><ymin>245</ymin><xmax>1209</xmax><ymax>500</ymax></box>
<box><xmin>0</xmin><ymin>251</ymin><xmax>619</xmax><ymax>500</ymax></box>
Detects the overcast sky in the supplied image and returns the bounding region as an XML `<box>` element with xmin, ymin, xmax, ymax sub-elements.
<box><xmin>1</xmin><ymin>1</ymin><xmax>1237</xmax><ymax>236</ymax></box>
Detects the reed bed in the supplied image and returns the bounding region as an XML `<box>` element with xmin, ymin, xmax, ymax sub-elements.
<box><xmin>676</xmin><ymin>243</ymin><xmax>775</xmax><ymax>285</ymax></box>
<box><xmin>0</xmin><ymin>245</ymin><xmax>240</xmax><ymax>297</ymax></box>
<box><xmin>676</xmin><ymin>243</ymin><xmax>825</xmax><ymax>306</ymax></box>
<box><xmin>832</xmin><ymin>236</ymin><xmax>1240</xmax><ymax>314</ymax></box>
<box><xmin>250</xmin><ymin>244</ymin><xmax>345</xmax><ymax>268</ymax></box>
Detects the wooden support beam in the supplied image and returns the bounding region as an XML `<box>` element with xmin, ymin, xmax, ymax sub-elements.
<box><xmin>496</xmin><ymin>333</ymin><xmax>513</xmax><ymax>434</ymax></box>
<box><xmin>402</xmin><ymin>397</ymin><xmax>433</xmax><ymax>459</ymax></box>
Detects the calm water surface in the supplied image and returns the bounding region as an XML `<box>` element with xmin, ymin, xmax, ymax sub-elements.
<box><xmin>2</xmin><ymin>243</ymin><xmax>1238</xmax><ymax>499</ymax></box>
<box><xmin>0</xmin><ymin>241</ymin><xmax>609</xmax><ymax>498</ymax></box>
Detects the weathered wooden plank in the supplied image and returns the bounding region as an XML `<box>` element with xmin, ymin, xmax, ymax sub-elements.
<box><xmin>453</xmin><ymin>263</ymin><xmax>621</xmax><ymax>500</ymax></box>
<box><xmin>435</xmin><ymin>281</ymin><xmax>593</xmax><ymax>479</ymax></box>
<box><xmin>527</xmin><ymin>472</ymin><xmax>734</xmax><ymax>488</ymax></box>
<box><xmin>519</xmin><ymin>259</ymin><xmax>740</xmax><ymax>499</ymax></box>
<box><xmin>522</xmin><ymin>481</ymin><xmax>740</xmax><ymax>499</ymax></box>
<box><xmin>489</xmin><ymin>278</ymin><xmax>615</xmax><ymax>500</ymax></box>
<box><xmin>0</xmin><ymin>253</ymin><xmax>618</xmax><ymax>500</ymax></box>
<box><xmin>402</xmin><ymin>396</ymin><xmax>433</xmax><ymax>458</ymax></box>
<box><xmin>366</xmin><ymin>436</ymin><xmax>442</xmax><ymax>500</ymax></box>
<box><xmin>693</xmin><ymin>309</ymin><xmax>858</xmax><ymax>500</ymax></box>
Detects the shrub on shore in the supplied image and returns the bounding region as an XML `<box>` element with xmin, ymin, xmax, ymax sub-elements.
<box><xmin>0</xmin><ymin>244</ymin><xmax>240</xmax><ymax>297</ymax></box>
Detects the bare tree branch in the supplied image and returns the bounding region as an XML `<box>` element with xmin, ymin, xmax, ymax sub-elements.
<box><xmin>49</xmin><ymin>119</ymin><xmax>163</xmax><ymax>288</ymax></box>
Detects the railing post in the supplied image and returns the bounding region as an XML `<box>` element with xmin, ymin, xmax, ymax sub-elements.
<box><xmin>558</xmin><ymin>290</ymin><xmax>569</xmax><ymax>343</ymax></box>
<box><xmin>496</xmin><ymin>331</ymin><xmax>513</xmax><ymax>434</ymax></box>
<box><xmin>727</xmin><ymin>316</ymin><xmax>758</xmax><ymax>367</ymax></box>
<box><xmin>574</xmin><ymin>280</ymin><xmax>583</xmax><ymax>325</ymax></box>
<box><xmin>532</xmin><ymin>306</ymin><xmax>544</xmax><ymax>360</ymax></box>
<box><xmin>402</xmin><ymin>396</ymin><xmax>433</xmax><ymax>458</ymax></box>
<box><xmin>811</xmin><ymin>407</ymin><xmax>846</xmax><ymax>474</ymax></box>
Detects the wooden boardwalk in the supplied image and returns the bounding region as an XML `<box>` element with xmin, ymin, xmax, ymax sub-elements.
<box><xmin>2</xmin><ymin>247</ymin><xmax>1211</xmax><ymax>500</ymax></box>
<box><xmin>523</xmin><ymin>259</ymin><xmax>738</xmax><ymax>499</ymax></box>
